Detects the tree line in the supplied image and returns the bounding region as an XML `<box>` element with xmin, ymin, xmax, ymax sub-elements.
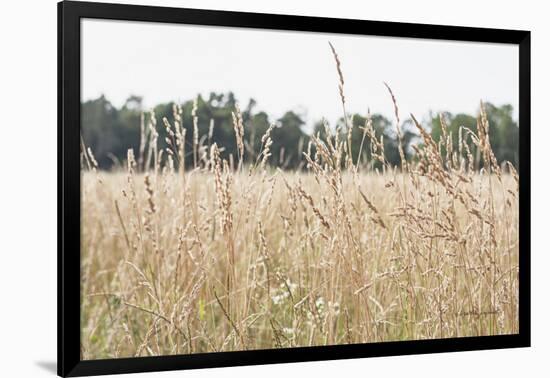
<box><xmin>81</xmin><ymin>92</ymin><xmax>519</xmax><ymax>171</ymax></box>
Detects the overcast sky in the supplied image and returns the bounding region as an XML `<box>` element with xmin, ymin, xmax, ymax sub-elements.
<box><xmin>81</xmin><ymin>19</ymin><xmax>519</xmax><ymax>131</ymax></box>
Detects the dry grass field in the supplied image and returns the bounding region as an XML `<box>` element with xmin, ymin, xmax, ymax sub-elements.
<box><xmin>80</xmin><ymin>102</ymin><xmax>519</xmax><ymax>360</ymax></box>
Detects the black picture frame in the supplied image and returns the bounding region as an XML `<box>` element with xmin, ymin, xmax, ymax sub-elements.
<box><xmin>58</xmin><ymin>1</ymin><xmax>531</xmax><ymax>376</ymax></box>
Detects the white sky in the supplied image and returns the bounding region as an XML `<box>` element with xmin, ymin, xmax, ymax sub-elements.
<box><xmin>81</xmin><ymin>19</ymin><xmax>519</xmax><ymax>131</ymax></box>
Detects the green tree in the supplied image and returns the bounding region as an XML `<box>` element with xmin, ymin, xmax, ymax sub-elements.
<box><xmin>271</xmin><ymin>111</ymin><xmax>309</xmax><ymax>169</ymax></box>
<box><xmin>428</xmin><ymin>103</ymin><xmax>518</xmax><ymax>168</ymax></box>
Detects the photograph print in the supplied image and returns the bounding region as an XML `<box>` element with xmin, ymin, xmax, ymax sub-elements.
<box><xmin>79</xmin><ymin>18</ymin><xmax>520</xmax><ymax>360</ymax></box>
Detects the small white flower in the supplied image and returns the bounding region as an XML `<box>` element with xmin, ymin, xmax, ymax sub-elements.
<box><xmin>271</xmin><ymin>291</ymin><xmax>289</xmax><ymax>305</ymax></box>
<box><xmin>282</xmin><ymin>327</ymin><xmax>295</xmax><ymax>336</ymax></box>
<box><xmin>315</xmin><ymin>297</ymin><xmax>325</xmax><ymax>311</ymax></box>
<box><xmin>328</xmin><ymin>301</ymin><xmax>340</xmax><ymax>316</ymax></box>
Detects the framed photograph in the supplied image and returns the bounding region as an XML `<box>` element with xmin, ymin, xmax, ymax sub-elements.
<box><xmin>58</xmin><ymin>1</ymin><xmax>530</xmax><ymax>376</ymax></box>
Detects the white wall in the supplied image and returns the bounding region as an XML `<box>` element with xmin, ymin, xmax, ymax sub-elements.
<box><xmin>0</xmin><ymin>0</ymin><xmax>547</xmax><ymax>377</ymax></box>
